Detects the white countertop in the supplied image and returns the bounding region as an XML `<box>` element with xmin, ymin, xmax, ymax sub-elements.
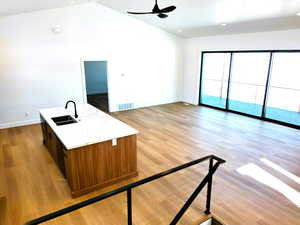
<box><xmin>40</xmin><ymin>104</ymin><xmax>138</xmax><ymax>150</ymax></box>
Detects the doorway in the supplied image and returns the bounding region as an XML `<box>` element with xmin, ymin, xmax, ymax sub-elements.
<box><xmin>83</xmin><ymin>60</ymin><xmax>109</xmax><ymax>112</ymax></box>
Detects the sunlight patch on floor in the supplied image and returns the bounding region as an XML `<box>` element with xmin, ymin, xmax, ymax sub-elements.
<box><xmin>260</xmin><ymin>158</ymin><xmax>300</xmax><ymax>184</ymax></box>
<box><xmin>237</xmin><ymin>163</ymin><xmax>300</xmax><ymax>207</ymax></box>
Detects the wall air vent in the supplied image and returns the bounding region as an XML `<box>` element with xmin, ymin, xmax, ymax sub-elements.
<box><xmin>118</xmin><ymin>103</ymin><xmax>134</xmax><ymax>111</ymax></box>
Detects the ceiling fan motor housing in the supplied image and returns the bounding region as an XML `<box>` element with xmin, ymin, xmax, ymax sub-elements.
<box><xmin>153</xmin><ymin>3</ymin><xmax>160</xmax><ymax>13</ymax></box>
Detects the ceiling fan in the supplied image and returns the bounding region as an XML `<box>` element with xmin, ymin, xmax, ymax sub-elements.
<box><xmin>127</xmin><ymin>0</ymin><xmax>176</xmax><ymax>19</ymax></box>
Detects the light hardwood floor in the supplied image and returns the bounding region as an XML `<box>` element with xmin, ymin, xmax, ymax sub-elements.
<box><xmin>1</xmin><ymin>103</ymin><xmax>300</xmax><ymax>225</ymax></box>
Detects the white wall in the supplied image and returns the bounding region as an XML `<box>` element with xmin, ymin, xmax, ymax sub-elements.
<box><xmin>182</xmin><ymin>29</ymin><xmax>300</xmax><ymax>104</ymax></box>
<box><xmin>0</xmin><ymin>3</ymin><xmax>184</xmax><ymax>128</ymax></box>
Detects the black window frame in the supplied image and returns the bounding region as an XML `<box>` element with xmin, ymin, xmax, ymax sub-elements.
<box><xmin>199</xmin><ymin>50</ymin><xmax>300</xmax><ymax>130</ymax></box>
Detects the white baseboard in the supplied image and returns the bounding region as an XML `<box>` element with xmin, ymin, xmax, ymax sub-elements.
<box><xmin>110</xmin><ymin>97</ymin><xmax>179</xmax><ymax>112</ymax></box>
<box><xmin>133</xmin><ymin>98</ymin><xmax>179</xmax><ymax>110</ymax></box>
<box><xmin>0</xmin><ymin>99</ymin><xmax>180</xmax><ymax>128</ymax></box>
<box><xmin>180</xmin><ymin>97</ymin><xmax>198</xmax><ymax>105</ymax></box>
<box><xmin>0</xmin><ymin>119</ymin><xmax>41</xmax><ymax>129</ymax></box>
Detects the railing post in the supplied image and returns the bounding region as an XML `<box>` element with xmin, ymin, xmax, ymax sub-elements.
<box><xmin>127</xmin><ymin>189</ymin><xmax>132</xmax><ymax>225</ymax></box>
<box><xmin>205</xmin><ymin>158</ymin><xmax>213</xmax><ymax>215</ymax></box>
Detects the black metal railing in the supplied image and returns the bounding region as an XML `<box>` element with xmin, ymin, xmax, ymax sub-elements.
<box><xmin>25</xmin><ymin>155</ymin><xmax>225</xmax><ymax>225</ymax></box>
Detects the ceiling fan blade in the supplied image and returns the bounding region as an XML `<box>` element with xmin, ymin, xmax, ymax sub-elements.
<box><xmin>159</xmin><ymin>6</ymin><xmax>176</xmax><ymax>13</ymax></box>
<box><xmin>157</xmin><ymin>13</ymin><xmax>168</xmax><ymax>18</ymax></box>
<box><xmin>128</xmin><ymin>0</ymin><xmax>176</xmax><ymax>17</ymax></box>
<box><xmin>127</xmin><ymin>11</ymin><xmax>154</xmax><ymax>15</ymax></box>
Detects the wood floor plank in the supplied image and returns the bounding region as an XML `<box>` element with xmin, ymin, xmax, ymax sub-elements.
<box><xmin>0</xmin><ymin>102</ymin><xmax>300</xmax><ymax>225</ymax></box>
<box><xmin>0</xmin><ymin>196</ymin><xmax>7</xmax><ymax>225</ymax></box>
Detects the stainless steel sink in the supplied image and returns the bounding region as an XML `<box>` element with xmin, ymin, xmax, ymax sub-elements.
<box><xmin>51</xmin><ymin>115</ymin><xmax>78</xmax><ymax>126</ymax></box>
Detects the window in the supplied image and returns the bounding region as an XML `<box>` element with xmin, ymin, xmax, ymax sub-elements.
<box><xmin>265</xmin><ymin>53</ymin><xmax>300</xmax><ymax>126</ymax></box>
<box><xmin>199</xmin><ymin>50</ymin><xmax>300</xmax><ymax>129</ymax></box>
<box><xmin>200</xmin><ymin>53</ymin><xmax>230</xmax><ymax>109</ymax></box>
<box><xmin>228</xmin><ymin>53</ymin><xmax>270</xmax><ymax>116</ymax></box>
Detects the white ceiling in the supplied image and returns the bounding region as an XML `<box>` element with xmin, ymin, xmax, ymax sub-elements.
<box><xmin>2</xmin><ymin>0</ymin><xmax>300</xmax><ymax>38</ymax></box>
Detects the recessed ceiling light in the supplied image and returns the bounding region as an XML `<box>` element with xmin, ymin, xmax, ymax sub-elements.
<box><xmin>296</xmin><ymin>12</ymin><xmax>300</xmax><ymax>16</ymax></box>
<box><xmin>177</xmin><ymin>29</ymin><xmax>183</xmax><ymax>33</ymax></box>
<box><xmin>51</xmin><ymin>25</ymin><xmax>63</xmax><ymax>34</ymax></box>
<box><xmin>221</xmin><ymin>23</ymin><xmax>227</xmax><ymax>26</ymax></box>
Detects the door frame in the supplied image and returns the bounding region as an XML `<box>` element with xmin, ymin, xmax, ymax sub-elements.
<box><xmin>80</xmin><ymin>58</ymin><xmax>112</xmax><ymax>112</ymax></box>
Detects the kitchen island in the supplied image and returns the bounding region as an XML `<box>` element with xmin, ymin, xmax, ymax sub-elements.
<box><xmin>40</xmin><ymin>104</ymin><xmax>138</xmax><ymax>197</ymax></box>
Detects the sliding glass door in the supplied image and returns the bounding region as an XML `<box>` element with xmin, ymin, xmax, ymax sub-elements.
<box><xmin>228</xmin><ymin>53</ymin><xmax>270</xmax><ymax>116</ymax></box>
<box><xmin>200</xmin><ymin>53</ymin><xmax>230</xmax><ymax>109</ymax></box>
<box><xmin>199</xmin><ymin>50</ymin><xmax>300</xmax><ymax>129</ymax></box>
<box><xmin>265</xmin><ymin>53</ymin><xmax>300</xmax><ymax>126</ymax></box>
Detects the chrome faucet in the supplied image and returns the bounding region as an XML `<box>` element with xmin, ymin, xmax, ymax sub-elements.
<box><xmin>65</xmin><ymin>100</ymin><xmax>78</xmax><ymax>118</ymax></box>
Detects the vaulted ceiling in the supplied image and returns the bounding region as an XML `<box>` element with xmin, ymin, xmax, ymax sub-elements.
<box><xmin>2</xmin><ymin>0</ymin><xmax>300</xmax><ymax>38</ymax></box>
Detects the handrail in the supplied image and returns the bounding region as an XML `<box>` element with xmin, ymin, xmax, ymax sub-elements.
<box><xmin>205</xmin><ymin>78</ymin><xmax>300</xmax><ymax>92</ymax></box>
<box><xmin>24</xmin><ymin>155</ymin><xmax>225</xmax><ymax>225</ymax></box>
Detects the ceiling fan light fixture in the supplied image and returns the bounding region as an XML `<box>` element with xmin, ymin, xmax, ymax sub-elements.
<box><xmin>158</xmin><ymin>13</ymin><xmax>168</xmax><ymax>18</ymax></box>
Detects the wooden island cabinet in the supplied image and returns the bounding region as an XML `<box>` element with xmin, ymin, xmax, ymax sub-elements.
<box><xmin>40</xmin><ymin>104</ymin><xmax>138</xmax><ymax>197</ymax></box>
<box><xmin>41</xmin><ymin>121</ymin><xmax>67</xmax><ymax>176</ymax></box>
